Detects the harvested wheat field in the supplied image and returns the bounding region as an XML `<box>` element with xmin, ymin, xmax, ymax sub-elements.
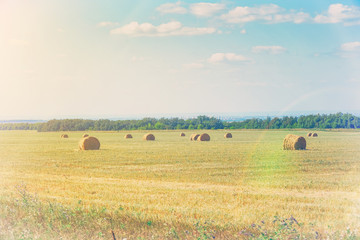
<box><xmin>0</xmin><ymin>130</ymin><xmax>359</xmax><ymax>239</ymax></box>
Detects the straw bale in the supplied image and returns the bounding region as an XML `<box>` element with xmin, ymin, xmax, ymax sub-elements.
<box><xmin>190</xmin><ymin>134</ymin><xmax>200</xmax><ymax>141</ymax></box>
<box><xmin>143</xmin><ymin>133</ymin><xmax>155</xmax><ymax>141</ymax></box>
<box><xmin>61</xmin><ymin>134</ymin><xmax>68</xmax><ymax>138</ymax></box>
<box><xmin>79</xmin><ymin>136</ymin><xmax>100</xmax><ymax>150</ymax></box>
<box><xmin>283</xmin><ymin>134</ymin><xmax>306</xmax><ymax>150</ymax></box>
<box><xmin>224</xmin><ymin>133</ymin><xmax>232</xmax><ymax>138</ymax></box>
<box><xmin>124</xmin><ymin>134</ymin><xmax>133</xmax><ymax>139</ymax></box>
<box><xmin>198</xmin><ymin>133</ymin><xmax>210</xmax><ymax>141</ymax></box>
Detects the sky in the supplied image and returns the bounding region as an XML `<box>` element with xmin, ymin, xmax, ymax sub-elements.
<box><xmin>0</xmin><ymin>0</ymin><xmax>360</xmax><ymax>119</ymax></box>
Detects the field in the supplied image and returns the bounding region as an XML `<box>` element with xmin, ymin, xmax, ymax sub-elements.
<box><xmin>0</xmin><ymin>130</ymin><xmax>359</xmax><ymax>239</ymax></box>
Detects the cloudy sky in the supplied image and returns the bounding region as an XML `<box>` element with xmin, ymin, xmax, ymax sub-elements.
<box><xmin>1</xmin><ymin>0</ymin><xmax>360</xmax><ymax>119</ymax></box>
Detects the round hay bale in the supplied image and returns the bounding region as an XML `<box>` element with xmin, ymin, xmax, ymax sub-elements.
<box><xmin>190</xmin><ymin>134</ymin><xmax>200</xmax><ymax>141</ymax></box>
<box><xmin>143</xmin><ymin>133</ymin><xmax>155</xmax><ymax>141</ymax></box>
<box><xmin>180</xmin><ymin>133</ymin><xmax>185</xmax><ymax>137</ymax></box>
<box><xmin>82</xmin><ymin>134</ymin><xmax>89</xmax><ymax>138</ymax></box>
<box><xmin>198</xmin><ymin>133</ymin><xmax>210</xmax><ymax>141</ymax></box>
<box><xmin>283</xmin><ymin>134</ymin><xmax>306</xmax><ymax>150</ymax></box>
<box><xmin>307</xmin><ymin>133</ymin><xmax>312</xmax><ymax>137</ymax></box>
<box><xmin>224</xmin><ymin>133</ymin><xmax>232</xmax><ymax>138</ymax></box>
<box><xmin>312</xmin><ymin>133</ymin><xmax>318</xmax><ymax>137</ymax></box>
<box><xmin>124</xmin><ymin>134</ymin><xmax>133</xmax><ymax>139</ymax></box>
<box><xmin>61</xmin><ymin>134</ymin><xmax>69</xmax><ymax>138</ymax></box>
<box><xmin>79</xmin><ymin>136</ymin><xmax>100</xmax><ymax>150</ymax></box>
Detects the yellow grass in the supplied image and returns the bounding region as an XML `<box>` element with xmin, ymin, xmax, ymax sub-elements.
<box><xmin>0</xmin><ymin>130</ymin><xmax>359</xmax><ymax>238</ymax></box>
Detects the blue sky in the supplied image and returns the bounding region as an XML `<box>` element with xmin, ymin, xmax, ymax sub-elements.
<box><xmin>0</xmin><ymin>0</ymin><xmax>360</xmax><ymax>119</ymax></box>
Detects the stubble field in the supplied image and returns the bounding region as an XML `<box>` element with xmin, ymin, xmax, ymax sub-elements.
<box><xmin>0</xmin><ymin>130</ymin><xmax>359</xmax><ymax>239</ymax></box>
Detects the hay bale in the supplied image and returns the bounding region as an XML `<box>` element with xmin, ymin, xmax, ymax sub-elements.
<box><xmin>61</xmin><ymin>134</ymin><xmax>68</xmax><ymax>138</ymax></box>
<box><xmin>224</xmin><ymin>133</ymin><xmax>232</xmax><ymax>138</ymax></box>
<box><xmin>79</xmin><ymin>136</ymin><xmax>100</xmax><ymax>150</ymax></box>
<box><xmin>124</xmin><ymin>134</ymin><xmax>133</xmax><ymax>139</ymax></box>
<box><xmin>190</xmin><ymin>134</ymin><xmax>200</xmax><ymax>141</ymax></box>
<box><xmin>82</xmin><ymin>134</ymin><xmax>89</xmax><ymax>138</ymax></box>
<box><xmin>307</xmin><ymin>133</ymin><xmax>312</xmax><ymax>137</ymax></box>
<box><xmin>283</xmin><ymin>134</ymin><xmax>306</xmax><ymax>150</ymax></box>
<box><xmin>143</xmin><ymin>133</ymin><xmax>155</xmax><ymax>141</ymax></box>
<box><xmin>180</xmin><ymin>133</ymin><xmax>186</xmax><ymax>137</ymax></box>
<box><xmin>198</xmin><ymin>133</ymin><xmax>210</xmax><ymax>141</ymax></box>
<box><xmin>312</xmin><ymin>133</ymin><xmax>318</xmax><ymax>137</ymax></box>
<box><xmin>193</xmin><ymin>134</ymin><xmax>200</xmax><ymax>141</ymax></box>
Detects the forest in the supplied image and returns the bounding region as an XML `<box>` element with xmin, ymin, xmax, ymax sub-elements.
<box><xmin>0</xmin><ymin>113</ymin><xmax>358</xmax><ymax>131</ymax></box>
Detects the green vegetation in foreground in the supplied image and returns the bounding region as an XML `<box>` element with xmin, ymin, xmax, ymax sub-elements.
<box><xmin>1</xmin><ymin>112</ymin><xmax>359</xmax><ymax>131</ymax></box>
<box><xmin>1</xmin><ymin>187</ymin><xmax>358</xmax><ymax>239</ymax></box>
<box><xmin>0</xmin><ymin>130</ymin><xmax>359</xmax><ymax>239</ymax></box>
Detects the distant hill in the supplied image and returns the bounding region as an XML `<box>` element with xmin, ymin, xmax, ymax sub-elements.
<box><xmin>0</xmin><ymin>120</ymin><xmax>45</xmax><ymax>124</ymax></box>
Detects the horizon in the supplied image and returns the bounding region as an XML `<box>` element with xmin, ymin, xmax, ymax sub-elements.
<box><xmin>1</xmin><ymin>110</ymin><xmax>359</xmax><ymax>122</ymax></box>
<box><xmin>1</xmin><ymin>1</ymin><xmax>360</xmax><ymax>118</ymax></box>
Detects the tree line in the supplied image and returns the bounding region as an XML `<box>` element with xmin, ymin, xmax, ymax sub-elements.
<box><xmin>0</xmin><ymin>113</ymin><xmax>359</xmax><ymax>131</ymax></box>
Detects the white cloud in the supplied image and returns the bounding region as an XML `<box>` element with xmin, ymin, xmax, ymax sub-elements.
<box><xmin>221</xmin><ymin>4</ymin><xmax>282</xmax><ymax>23</ymax></box>
<box><xmin>345</xmin><ymin>20</ymin><xmax>360</xmax><ymax>26</ymax></box>
<box><xmin>157</xmin><ymin>2</ymin><xmax>187</xmax><ymax>14</ymax></box>
<box><xmin>190</xmin><ymin>3</ymin><xmax>226</xmax><ymax>17</ymax></box>
<box><xmin>241</xmin><ymin>29</ymin><xmax>246</xmax><ymax>34</ymax></box>
<box><xmin>314</xmin><ymin>4</ymin><xmax>360</xmax><ymax>25</ymax></box>
<box><xmin>97</xmin><ymin>22</ymin><xmax>119</xmax><ymax>27</ymax></box>
<box><xmin>208</xmin><ymin>53</ymin><xmax>250</xmax><ymax>63</ymax></box>
<box><xmin>183</xmin><ymin>63</ymin><xmax>204</xmax><ymax>69</ymax></box>
<box><xmin>341</xmin><ymin>42</ymin><xmax>360</xmax><ymax>51</ymax></box>
<box><xmin>252</xmin><ymin>46</ymin><xmax>286</xmax><ymax>54</ymax></box>
<box><xmin>220</xmin><ymin>3</ymin><xmax>360</xmax><ymax>26</ymax></box>
<box><xmin>221</xmin><ymin>4</ymin><xmax>310</xmax><ymax>24</ymax></box>
<box><xmin>271</xmin><ymin>12</ymin><xmax>311</xmax><ymax>24</ymax></box>
<box><xmin>110</xmin><ymin>21</ymin><xmax>216</xmax><ymax>37</ymax></box>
